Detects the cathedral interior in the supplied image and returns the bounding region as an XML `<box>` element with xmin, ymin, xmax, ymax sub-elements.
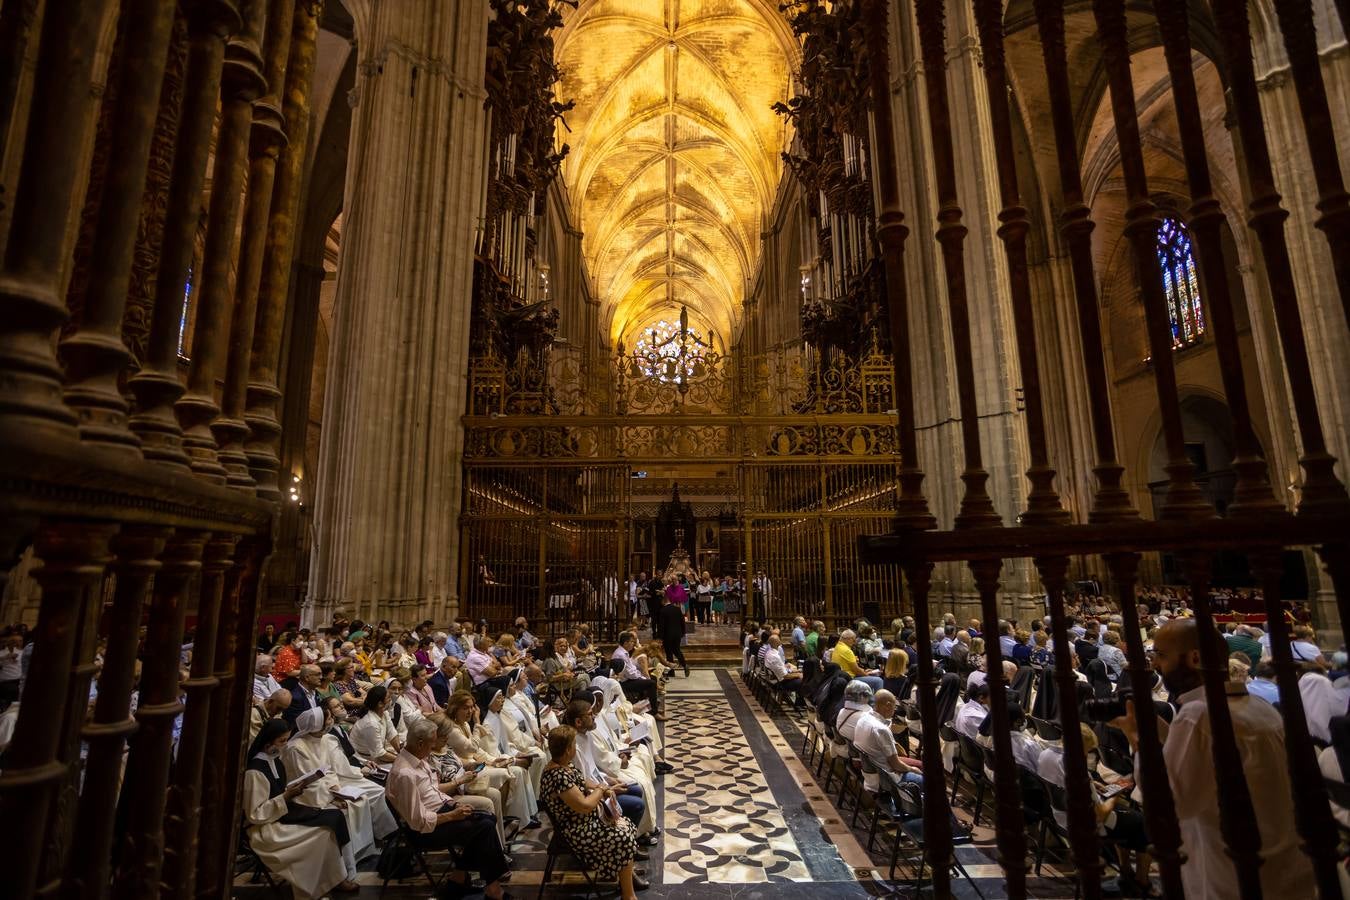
<box><xmin>0</xmin><ymin>0</ymin><xmax>1348</xmax><ymax>897</ymax></box>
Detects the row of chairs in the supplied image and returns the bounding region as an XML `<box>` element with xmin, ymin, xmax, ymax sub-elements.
<box><xmin>743</xmin><ymin>647</ymin><xmax>805</xmax><ymax>715</ymax></box>
<box><xmin>797</xmin><ymin>702</ymin><xmax>984</xmax><ymax>894</ymax></box>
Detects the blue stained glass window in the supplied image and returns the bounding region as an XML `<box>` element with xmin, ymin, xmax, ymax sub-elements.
<box><xmin>177</xmin><ymin>267</ymin><xmax>192</xmax><ymax>359</ymax></box>
<box><xmin>1157</xmin><ymin>216</ymin><xmax>1204</xmax><ymax>348</ymax></box>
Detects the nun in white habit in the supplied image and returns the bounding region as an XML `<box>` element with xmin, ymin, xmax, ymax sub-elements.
<box><xmin>283</xmin><ymin>707</ymin><xmax>395</xmax><ymax>859</ymax></box>
<box><xmin>243</xmin><ymin>719</ymin><xmax>358</xmax><ymax>898</ymax></box>
<box><xmin>479</xmin><ymin>688</ymin><xmax>541</xmax><ymax>827</ymax></box>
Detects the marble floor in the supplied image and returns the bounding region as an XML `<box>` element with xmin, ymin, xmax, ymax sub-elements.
<box><xmin>234</xmin><ymin>666</ymin><xmax>1079</xmax><ymax>898</ymax></box>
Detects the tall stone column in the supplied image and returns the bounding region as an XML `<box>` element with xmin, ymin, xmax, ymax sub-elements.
<box><xmin>308</xmin><ymin>0</ymin><xmax>488</xmax><ymax>627</ymax></box>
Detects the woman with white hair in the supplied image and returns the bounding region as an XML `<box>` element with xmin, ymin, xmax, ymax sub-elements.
<box><xmin>283</xmin><ymin>707</ymin><xmax>391</xmax><ymax>861</ymax></box>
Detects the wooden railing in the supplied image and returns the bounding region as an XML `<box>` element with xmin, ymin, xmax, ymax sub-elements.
<box><xmin>0</xmin><ymin>1</ymin><xmax>322</xmax><ymax>898</ymax></box>
<box><xmin>857</xmin><ymin>0</ymin><xmax>1350</xmax><ymax>898</ymax></box>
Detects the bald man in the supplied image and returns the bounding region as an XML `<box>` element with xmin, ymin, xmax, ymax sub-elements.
<box><xmin>1115</xmin><ymin>619</ymin><xmax>1313</xmax><ymax>899</ymax></box>
<box><xmin>250</xmin><ymin>688</ymin><xmax>292</xmax><ymax>743</ymax></box>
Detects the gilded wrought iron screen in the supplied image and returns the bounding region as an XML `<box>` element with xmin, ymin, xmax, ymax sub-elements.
<box><xmin>460</xmin><ymin>345</ymin><xmax>906</xmax><ymax>631</ymax></box>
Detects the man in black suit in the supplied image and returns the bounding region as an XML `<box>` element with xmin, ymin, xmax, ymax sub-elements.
<box><xmin>428</xmin><ymin>656</ymin><xmax>463</xmax><ymax>707</ymax></box>
<box><xmin>281</xmin><ymin>663</ymin><xmax>323</xmax><ymax>728</ymax></box>
<box><xmin>657</xmin><ymin>594</ymin><xmax>690</xmax><ymax>677</ymax></box>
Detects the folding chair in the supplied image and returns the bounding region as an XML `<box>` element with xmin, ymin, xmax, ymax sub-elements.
<box><xmin>890</xmin><ymin>780</ymin><xmax>984</xmax><ymax>898</ymax></box>
<box><xmin>535</xmin><ymin>809</ymin><xmax>613</xmax><ymax>899</ymax></box>
<box><xmin>381</xmin><ymin>807</ymin><xmax>455</xmax><ymax>891</ymax></box>
<box><xmin>235</xmin><ymin>825</ymin><xmax>283</xmax><ymax>895</ymax></box>
<box><xmin>947</xmin><ymin>730</ymin><xmax>991</xmax><ymax>827</ymax></box>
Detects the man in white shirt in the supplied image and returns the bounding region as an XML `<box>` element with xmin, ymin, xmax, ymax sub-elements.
<box><xmin>0</xmin><ymin>632</ymin><xmax>23</xmax><ymax>706</ymax></box>
<box><xmin>251</xmin><ymin>653</ymin><xmax>283</xmax><ymax>703</ymax></box>
<box><xmin>1115</xmin><ymin>619</ymin><xmax>1314</xmax><ymax>900</ymax></box>
<box><xmin>953</xmin><ymin>682</ymin><xmax>990</xmax><ymax>740</ymax></box>
<box><xmin>835</xmin><ymin>680</ymin><xmax>875</xmax><ymax>743</ymax></box>
<box><xmin>428</xmin><ymin>633</ymin><xmax>448</xmax><ymax>668</ymax></box>
<box><xmin>612</xmin><ymin>632</ymin><xmax>665</xmax><ymax>720</ymax></box>
<box><xmin>854</xmin><ymin>690</ymin><xmax>923</xmax><ymax>791</ymax></box>
<box><xmin>386</xmin><ymin>720</ymin><xmax>510</xmax><ymax>898</ymax></box>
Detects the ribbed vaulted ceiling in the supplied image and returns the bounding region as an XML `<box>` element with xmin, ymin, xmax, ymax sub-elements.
<box><xmin>555</xmin><ymin>0</ymin><xmax>794</xmax><ymax>346</ymax></box>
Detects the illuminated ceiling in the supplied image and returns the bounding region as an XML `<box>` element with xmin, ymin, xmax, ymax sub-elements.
<box><xmin>555</xmin><ymin>0</ymin><xmax>795</xmax><ymax>346</ymax></box>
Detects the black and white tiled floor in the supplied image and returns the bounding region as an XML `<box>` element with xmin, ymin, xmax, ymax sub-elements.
<box><xmin>234</xmin><ymin>665</ymin><xmax>1081</xmax><ymax>897</ymax></box>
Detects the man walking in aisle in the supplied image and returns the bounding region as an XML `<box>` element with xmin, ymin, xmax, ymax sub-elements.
<box><xmin>657</xmin><ymin>594</ymin><xmax>690</xmax><ymax>678</ymax></box>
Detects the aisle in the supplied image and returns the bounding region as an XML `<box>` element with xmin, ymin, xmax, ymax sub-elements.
<box><xmin>657</xmin><ymin>669</ymin><xmax>873</xmax><ymax>894</ymax></box>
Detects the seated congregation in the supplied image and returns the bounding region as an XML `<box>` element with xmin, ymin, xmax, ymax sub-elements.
<box><xmin>240</xmin><ymin>617</ymin><xmax>678</xmax><ymax>899</ymax></box>
<box><xmin>744</xmin><ymin>596</ymin><xmax>1344</xmax><ymax>898</ymax></box>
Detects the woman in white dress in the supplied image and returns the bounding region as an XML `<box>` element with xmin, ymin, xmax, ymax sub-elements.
<box><xmin>283</xmin><ymin>707</ymin><xmax>396</xmax><ymax>858</ymax></box>
<box><xmin>348</xmin><ymin>683</ymin><xmax>401</xmax><ymax>763</ymax></box>
<box><xmin>487</xmin><ymin>685</ymin><xmax>547</xmax><ymax>795</ymax></box>
<box><xmin>243</xmin><ymin>719</ymin><xmax>358</xmax><ymax>898</ymax></box>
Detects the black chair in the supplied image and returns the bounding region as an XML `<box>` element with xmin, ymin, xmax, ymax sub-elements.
<box><xmin>947</xmin><ymin>731</ymin><xmax>990</xmax><ymax>827</ymax></box>
<box><xmin>536</xmin><ymin>808</ymin><xmax>610</xmax><ymax>899</ymax></box>
<box><xmin>381</xmin><ymin>806</ymin><xmax>453</xmax><ymax>891</ymax></box>
<box><xmin>889</xmin><ymin>779</ymin><xmax>984</xmax><ymax>897</ymax></box>
<box><xmin>1029</xmin><ymin>716</ymin><xmax>1062</xmax><ymax>741</ymax></box>
<box><xmin>235</xmin><ymin>825</ymin><xmax>283</xmax><ymax>895</ymax></box>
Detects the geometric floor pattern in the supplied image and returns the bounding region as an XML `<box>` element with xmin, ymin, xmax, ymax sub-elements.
<box><xmin>661</xmin><ymin>693</ymin><xmax>816</xmax><ymax>884</ymax></box>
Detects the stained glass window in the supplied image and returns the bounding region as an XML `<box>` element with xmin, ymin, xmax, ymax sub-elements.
<box><xmin>177</xmin><ymin>266</ymin><xmax>193</xmax><ymax>359</ymax></box>
<box><xmin>1157</xmin><ymin>216</ymin><xmax>1204</xmax><ymax>348</ymax></box>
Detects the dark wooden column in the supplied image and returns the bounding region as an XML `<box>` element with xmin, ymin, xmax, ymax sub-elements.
<box><xmin>0</xmin><ymin>0</ymin><xmax>40</xmax><ymax>169</ymax></box>
<box><xmin>128</xmin><ymin>0</ymin><xmax>243</xmax><ymax>471</ymax></box>
<box><xmin>0</xmin><ymin>0</ymin><xmax>114</xmax><ymax>441</ymax></box>
<box><xmin>246</xmin><ymin>0</ymin><xmax>324</xmax><ymax>502</ymax></box>
<box><xmin>1268</xmin><ymin>0</ymin><xmax>1350</xmax><ymax>333</ymax></box>
<box><xmin>214</xmin><ymin>0</ymin><xmax>296</xmax><ymax>491</ymax></box>
<box><xmin>111</xmin><ymin>531</ymin><xmax>208</xmax><ymax>900</ymax></box>
<box><xmin>1105</xmin><ymin>552</ymin><xmax>1184</xmax><ymax>898</ymax></box>
<box><xmin>160</xmin><ymin>533</ymin><xmax>238</xmax><ymax>898</ymax></box>
<box><xmin>901</xmin><ymin>559</ymin><xmax>953</xmax><ymax>895</ymax></box>
<box><xmin>175</xmin><ymin>0</ymin><xmax>268</xmax><ymax>483</ymax></box>
<box><xmin>970</xmin><ymin>560</ymin><xmax>1027</xmax><ymax>897</ymax></box>
<box><xmin>0</xmin><ymin>522</ymin><xmax>116</xmax><ymax>899</ymax></box>
<box><xmin>1150</xmin><ymin>0</ymin><xmax>1279</xmax><ymax>516</ymax></box>
<box><xmin>1090</xmin><ymin>0</ymin><xmax>1210</xmax><ymax>522</ymax></box>
<box><xmin>1177</xmin><ymin>553</ymin><xmax>1264</xmax><ymax>897</ymax></box>
<box><xmin>1034</xmin><ymin>555</ymin><xmax>1102</xmax><ymax>899</ymax></box>
<box><xmin>1208</xmin><ymin>0</ymin><xmax>1350</xmax><ymax>517</ymax></box>
<box><xmin>1029</xmin><ymin>0</ymin><xmax>1136</xmax><ymax>523</ymax></box>
<box><xmin>862</xmin><ymin>0</ymin><xmax>935</xmax><ymax>529</ymax></box>
<box><xmin>1253</xmin><ymin>551</ymin><xmax>1342</xmax><ymax>897</ymax></box>
<box><xmin>57</xmin><ymin>0</ymin><xmax>177</xmax><ymax>455</ymax></box>
<box><xmin>65</xmin><ymin>526</ymin><xmax>170</xmax><ymax>900</ymax></box>
<box><xmin>912</xmin><ymin>0</ymin><xmax>1000</xmax><ymax>530</ymax></box>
